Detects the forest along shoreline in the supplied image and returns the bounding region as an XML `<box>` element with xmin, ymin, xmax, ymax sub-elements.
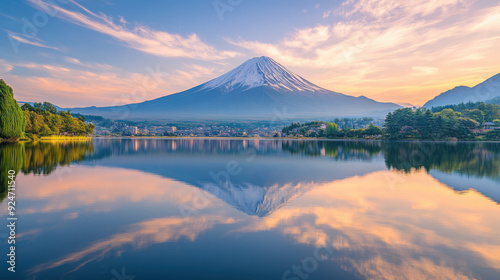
<box><xmin>0</xmin><ymin>79</ymin><xmax>94</xmax><ymax>143</ymax></box>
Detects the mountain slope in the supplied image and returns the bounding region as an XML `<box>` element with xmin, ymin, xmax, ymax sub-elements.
<box><xmin>69</xmin><ymin>56</ymin><xmax>401</xmax><ymax>120</ymax></box>
<box><xmin>424</xmin><ymin>73</ymin><xmax>500</xmax><ymax>108</ymax></box>
<box><xmin>201</xmin><ymin>56</ymin><xmax>323</xmax><ymax>92</ymax></box>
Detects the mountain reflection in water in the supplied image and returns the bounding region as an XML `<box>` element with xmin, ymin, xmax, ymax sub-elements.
<box><xmin>0</xmin><ymin>139</ymin><xmax>499</xmax><ymax>280</ymax></box>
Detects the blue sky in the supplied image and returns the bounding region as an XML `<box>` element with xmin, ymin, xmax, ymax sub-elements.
<box><xmin>1</xmin><ymin>0</ymin><xmax>500</xmax><ymax>107</ymax></box>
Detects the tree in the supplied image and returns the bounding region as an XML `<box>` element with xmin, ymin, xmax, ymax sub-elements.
<box><xmin>462</xmin><ymin>109</ymin><xmax>485</xmax><ymax>124</ymax></box>
<box><xmin>42</xmin><ymin>102</ymin><xmax>57</xmax><ymax>114</ymax></box>
<box><xmin>486</xmin><ymin>129</ymin><xmax>500</xmax><ymax>140</ymax></box>
<box><xmin>325</xmin><ymin>122</ymin><xmax>338</xmax><ymax>138</ymax></box>
<box><xmin>384</xmin><ymin>108</ymin><xmax>415</xmax><ymax>139</ymax></box>
<box><xmin>0</xmin><ymin>79</ymin><xmax>25</xmax><ymax>139</ymax></box>
<box><xmin>40</xmin><ymin>124</ymin><xmax>52</xmax><ymax>136</ymax></box>
<box><xmin>84</xmin><ymin>122</ymin><xmax>95</xmax><ymax>135</ymax></box>
<box><xmin>363</xmin><ymin>124</ymin><xmax>383</xmax><ymax>137</ymax></box>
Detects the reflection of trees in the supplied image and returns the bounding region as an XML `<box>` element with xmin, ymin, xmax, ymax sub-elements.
<box><xmin>21</xmin><ymin>141</ymin><xmax>94</xmax><ymax>174</ymax></box>
<box><xmin>0</xmin><ymin>141</ymin><xmax>94</xmax><ymax>201</ymax></box>
<box><xmin>1</xmin><ymin>139</ymin><xmax>498</xmax><ymax>201</ymax></box>
<box><xmin>0</xmin><ymin>143</ymin><xmax>25</xmax><ymax>201</ymax></box>
<box><xmin>281</xmin><ymin>140</ymin><xmax>383</xmax><ymax>160</ymax></box>
<box><xmin>383</xmin><ymin>142</ymin><xmax>500</xmax><ymax>177</ymax></box>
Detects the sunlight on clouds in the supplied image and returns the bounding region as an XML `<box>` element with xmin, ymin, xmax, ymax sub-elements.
<box><xmin>64</xmin><ymin>57</ymin><xmax>114</xmax><ymax>70</ymax></box>
<box><xmin>28</xmin><ymin>0</ymin><xmax>238</xmax><ymax>60</ymax></box>
<box><xmin>0</xmin><ymin>59</ymin><xmax>13</xmax><ymax>74</ymax></box>
<box><xmin>284</xmin><ymin>25</ymin><xmax>331</xmax><ymax>50</ymax></box>
<box><xmin>230</xmin><ymin>0</ymin><xmax>500</xmax><ymax>105</ymax></box>
<box><xmin>3</xmin><ymin>59</ymin><xmax>216</xmax><ymax>107</ymax></box>
<box><xmin>7</xmin><ymin>31</ymin><xmax>61</xmax><ymax>51</ymax></box>
<box><xmin>336</xmin><ymin>0</ymin><xmax>471</xmax><ymax>18</ymax></box>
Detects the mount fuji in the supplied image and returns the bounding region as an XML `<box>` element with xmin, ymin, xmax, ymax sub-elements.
<box><xmin>70</xmin><ymin>56</ymin><xmax>401</xmax><ymax>120</ymax></box>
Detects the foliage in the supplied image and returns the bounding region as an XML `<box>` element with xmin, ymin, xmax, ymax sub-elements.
<box><xmin>333</xmin><ymin>117</ymin><xmax>374</xmax><ymax>129</ymax></box>
<box><xmin>281</xmin><ymin>120</ymin><xmax>382</xmax><ymax>139</ymax></box>
<box><xmin>363</xmin><ymin>123</ymin><xmax>383</xmax><ymax>136</ymax></box>
<box><xmin>21</xmin><ymin>102</ymin><xmax>94</xmax><ymax>137</ymax></box>
<box><xmin>0</xmin><ymin>79</ymin><xmax>25</xmax><ymax>139</ymax></box>
<box><xmin>430</xmin><ymin>102</ymin><xmax>500</xmax><ymax>122</ymax></box>
<box><xmin>486</xmin><ymin>129</ymin><xmax>500</xmax><ymax>140</ymax></box>
<box><xmin>72</xmin><ymin>114</ymin><xmax>114</xmax><ymax>128</ymax></box>
<box><xmin>325</xmin><ymin>122</ymin><xmax>338</xmax><ymax>137</ymax></box>
<box><xmin>384</xmin><ymin>108</ymin><xmax>479</xmax><ymax>140</ymax></box>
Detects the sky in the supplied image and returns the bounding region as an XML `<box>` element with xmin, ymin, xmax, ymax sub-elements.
<box><xmin>0</xmin><ymin>0</ymin><xmax>500</xmax><ymax>107</ymax></box>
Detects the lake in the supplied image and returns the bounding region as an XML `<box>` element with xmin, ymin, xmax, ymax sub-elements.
<box><xmin>1</xmin><ymin>139</ymin><xmax>499</xmax><ymax>280</ymax></box>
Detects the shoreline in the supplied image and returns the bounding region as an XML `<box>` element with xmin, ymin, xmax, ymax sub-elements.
<box><xmin>89</xmin><ymin>136</ymin><xmax>499</xmax><ymax>143</ymax></box>
<box><xmin>2</xmin><ymin>135</ymin><xmax>499</xmax><ymax>143</ymax></box>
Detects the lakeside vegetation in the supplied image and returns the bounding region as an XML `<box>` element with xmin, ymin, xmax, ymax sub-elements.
<box><xmin>281</xmin><ymin>120</ymin><xmax>383</xmax><ymax>138</ymax></box>
<box><xmin>282</xmin><ymin>102</ymin><xmax>500</xmax><ymax>141</ymax></box>
<box><xmin>0</xmin><ymin>79</ymin><xmax>25</xmax><ymax>139</ymax></box>
<box><xmin>0</xmin><ymin>79</ymin><xmax>94</xmax><ymax>141</ymax></box>
<box><xmin>1</xmin><ymin>79</ymin><xmax>499</xmax><ymax>141</ymax></box>
<box><xmin>21</xmin><ymin>102</ymin><xmax>95</xmax><ymax>139</ymax></box>
<box><xmin>385</xmin><ymin>105</ymin><xmax>499</xmax><ymax>140</ymax></box>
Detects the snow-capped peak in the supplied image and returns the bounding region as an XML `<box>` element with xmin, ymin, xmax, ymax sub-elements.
<box><xmin>201</xmin><ymin>56</ymin><xmax>325</xmax><ymax>92</ymax></box>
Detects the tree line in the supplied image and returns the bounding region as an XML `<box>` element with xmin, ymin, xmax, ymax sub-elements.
<box><xmin>0</xmin><ymin>79</ymin><xmax>94</xmax><ymax>140</ymax></box>
<box><xmin>385</xmin><ymin>104</ymin><xmax>500</xmax><ymax>140</ymax></box>
<box><xmin>21</xmin><ymin>102</ymin><xmax>95</xmax><ymax>137</ymax></box>
<box><xmin>281</xmin><ymin>102</ymin><xmax>500</xmax><ymax>140</ymax></box>
<box><xmin>282</xmin><ymin>121</ymin><xmax>383</xmax><ymax>138</ymax></box>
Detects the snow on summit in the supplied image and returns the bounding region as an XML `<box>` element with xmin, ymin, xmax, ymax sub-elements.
<box><xmin>201</xmin><ymin>56</ymin><xmax>325</xmax><ymax>92</ymax></box>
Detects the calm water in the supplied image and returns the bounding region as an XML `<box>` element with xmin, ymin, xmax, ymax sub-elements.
<box><xmin>1</xmin><ymin>139</ymin><xmax>500</xmax><ymax>280</ymax></box>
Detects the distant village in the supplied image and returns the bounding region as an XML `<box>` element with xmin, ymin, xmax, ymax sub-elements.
<box><xmin>89</xmin><ymin>116</ymin><xmax>385</xmax><ymax>138</ymax></box>
<box><xmin>93</xmin><ymin>122</ymin><xmax>286</xmax><ymax>137</ymax></box>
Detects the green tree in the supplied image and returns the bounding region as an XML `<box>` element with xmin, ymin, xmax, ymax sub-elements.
<box><xmin>486</xmin><ymin>130</ymin><xmax>500</xmax><ymax>140</ymax></box>
<box><xmin>42</xmin><ymin>102</ymin><xmax>57</xmax><ymax>114</ymax></box>
<box><xmin>363</xmin><ymin>123</ymin><xmax>383</xmax><ymax>137</ymax></box>
<box><xmin>384</xmin><ymin>108</ymin><xmax>415</xmax><ymax>139</ymax></box>
<box><xmin>40</xmin><ymin>124</ymin><xmax>52</xmax><ymax>136</ymax></box>
<box><xmin>0</xmin><ymin>79</ymin><xmax>25</xmax><ymax>139</ymax></box>
<box><xmin>325</xmin><ymin>122</ymin><xmax>338</xmax><ymax>138</ymax></box>
<box><xmin>462</xmin><ymin>109</ymin><xmax>485</xmax><ymax>124</ymax></box>
<box><xmin>85</xmin><ymin>123</ymin><xmax>95</xmax><ymax>135</ymax></box>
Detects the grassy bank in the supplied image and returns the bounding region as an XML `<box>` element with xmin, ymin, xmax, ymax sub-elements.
<box><xmin>38</xmin><ymin>135</ymin><xmax>91</xmax><ymax>142</ymax></box>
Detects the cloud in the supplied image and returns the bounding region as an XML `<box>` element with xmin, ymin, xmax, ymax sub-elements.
<box><xmin>2</xmin><ymin>57</ymin><xmax>217</xmax><ymax>107</ymax></box>
<box><xmin>0</xmin><ymin>59</ymin><xmax>13</xmax><ymax>74</ymax></box>
<box><xmin>336</xmin><ymin>0</ymin><xmax>471</xmax><ymax>18</ymax></box>
<box><xmin>28</xmin><ymin>0</ymin><xmax>238</xmax><ymax>60</ymax></box>
<box><xmin>229</xmin><ymin>0</ymin><xmax>500</xmax><ymax>105</ymax></box>
<box><xmin>7</xmin><ymin>31</ymin><xmax>60</xmax><ymax>51</ymax></box>
<box><xmin>283</xmin><ymin>25</ymin><xmax>330</xmax><ymax>50</ymax></box>
<box><xmin>64</xmin><ymin>57</ymin><xmax>113</xmax><ymax>70</ymax></box>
